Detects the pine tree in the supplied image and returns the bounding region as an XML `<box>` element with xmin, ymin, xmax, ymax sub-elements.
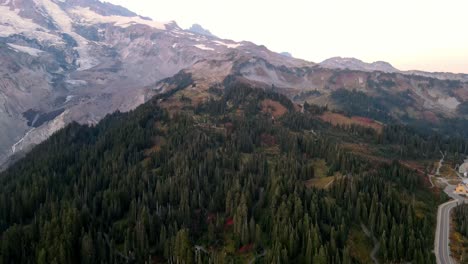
<box><xmin>81</xmin><ymin>233</ymin><xmax>95</xmax><ymax>264</ymax></box>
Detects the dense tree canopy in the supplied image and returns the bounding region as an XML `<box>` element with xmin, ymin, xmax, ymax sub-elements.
<box><xmin>0</xmin><ymin>84</ymin><xmax>446</xmax><ymax>263</ymax></box>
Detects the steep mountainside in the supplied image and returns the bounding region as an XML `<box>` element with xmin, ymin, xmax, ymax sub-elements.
<box><xmin>1</xmin><ymin>81</ymin><xmax>453</xmax><ymax>263</ymax></box>
<box><xmin>0</xmin><ymin>0</ymin><xmax>311</xmax><ymax>166</ymax></box>
<box><xmin>0</xmin><ymin>0</ymin><xmax>467</xmax><ymax>168</ymax></box>
<box><xmin>1</xmin><ymin>2</ymin><xmax>467</xmax><ymax>263</ymax></box>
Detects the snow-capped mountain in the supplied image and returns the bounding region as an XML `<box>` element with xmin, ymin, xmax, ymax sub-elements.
<box><xmin>0</xmin><ymin>0</ymin><xmax>313</xmax><ymax>166</ymax></box>
<box><xmin>0</xmin><ymin>0</ymin><xmax>466</xmax><ymax>167</ymax></box>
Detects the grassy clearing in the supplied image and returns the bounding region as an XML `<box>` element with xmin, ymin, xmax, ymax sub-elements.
<box><xmin>304</xmin><ymin>159</ymin><xmax>335</xmax><ymax>189</ymax></box>
<box><xmin>449</xmin><ymin>179</ymin><xmax>462</xmax><ymax>185</ymax></box>
<box><xmin>441</xmin><ymin>164</ymin><xmax>459</xmax><ymax>178</ymax></box>
<box><xmin>305</xmin><ymin>176</ymin><xmax>335</xmax><ymax>189</ymax></box>
<box><xmin>261</xmin><ymin>146</ymin><xmax>280</xmax><ymax>156</ymax></box>
<box><xmin>320</xmin><ymin>112</ymin><xmax>383</xmax><ymax>133</ymax></box>
<box><xmin>347</xmin><ymin>227</ymin><xmax>373</xmax><ymax>264</ymax></box>
<box><xmin>311</xmin><ymin>159</ymin><xmax>328</xmax><ymax>178</ymax></box>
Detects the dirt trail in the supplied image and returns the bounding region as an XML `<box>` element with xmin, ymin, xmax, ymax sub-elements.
<box><xmin>324</xmin><ymin>179</ymin><xmax>335</xmax><ymax>189</ymax></box>
<box><xmin>248</xmin><ymin>250</ymin><xmax>266</xmax><ymax>264</ymax></box>
<box><xmin>399</xmin><ymin>161</ymin><xmax>434</xmax><ymax>188</ymax></box>
<box><xmin>361</xmin><ymin>223</ymin><xmax>380</xmax><ymax>264</ymax></box>
<box><xmin>436</xmin><ymin>151</ymin><xmax>445</xmax><ymax>176</ymax></box>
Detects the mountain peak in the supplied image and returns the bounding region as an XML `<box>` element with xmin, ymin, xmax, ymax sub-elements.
<box><xmin>280</xmin><ymin>52</ymin><xmax>293</xmax><ymax>58</ymax></box>
<box><xmin>320</xmin><ymin>57</ymin><xmax>399</xmax><ymax>73</ymax></box>
<box><xmin>187</xmin><ymin>23</ymin><xmax>216</xmax><ymax>38</ymax></box>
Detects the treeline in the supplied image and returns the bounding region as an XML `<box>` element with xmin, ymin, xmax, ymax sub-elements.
<box><xmin>329</xmin><ymin>88</ymin><xmax>468</xmax><ymax>149</ymax></box>
<box><xmin>196</xmin><ymin>83</ymin><xmax>295</xmax><ymax>116</ymax></box>
<box><xmin>453</xmin><ymin>203</ymin><xmax>468</xmax><ymax>263</ymax></box>
<box><xmin>455</xmin><ymin>204</ymin><xmax>468</xmax><ymax>238</ymax></box>
<box><xmin>0</xmin><ymin>85</ymin><xmax>440</xmax><ymax>263</ymax></box>
<box><xmin>280</xmin><ymin>109</ymin><xmax>467</xmax><ymax>161</ymax></box>
<box><xmin>330</xmin><ymin>89</ymin><xmax>394</xmax><ymax>123</ymax></box>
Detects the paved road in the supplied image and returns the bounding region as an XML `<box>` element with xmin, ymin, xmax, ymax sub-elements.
<box><xmin>435</xmin><ymin>199</ymin><xmax>458</xmax><ymax>264</ymax></box>
<box><xmin>435</xmin><ymin>183</ymin><xmax>464</xmax><ymax>264</ymax></box>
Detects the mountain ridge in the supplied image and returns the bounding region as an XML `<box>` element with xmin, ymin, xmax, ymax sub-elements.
<box><xmin>187</xmin><ymin>23</ymin><xmax>216</xmax><ymax>38</ymax></box>
<box><xmin>0</xmin><ymin>0</ymin><xmax>466</xmax><ymax>168</ymax></box>
<box><xmin>320</xmin><ymin>56</ymin><xmax>468</xmax><ymax>81</ymax></box>
<box><xmin>320</xmin><ymin>57</ymin><xmax>399</xmax><ymax>73</ymax></box>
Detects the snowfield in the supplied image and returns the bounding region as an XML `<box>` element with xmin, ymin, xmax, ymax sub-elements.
<box><xmin>7</xmin><ymin>43</ymin><xmax>44</xmax><ymax>56</ymax></box>
<box><xmin>194</xmin><ymin>44</ymin><xmax>214</xmax><ymax>51</ymax></box>
<box><xmin>70</xmin><ymin>7</ymin><xmax>167</xmax><ymax>30</ymax></box>
<box><xmin>0</xmin><ymin>5</ymin><xmax>63</xmax><ymax>44</ymax></box>
<box><xmin>213</xmin><ymin>40</ymin><xmax>242</xmax><ymax>49</ymax></box>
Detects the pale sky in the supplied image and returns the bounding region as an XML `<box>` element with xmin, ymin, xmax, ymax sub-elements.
<box><xmin>105</xmin><ymin>0</ymin><xmax>468</xmax><ymax>73</ymax></box>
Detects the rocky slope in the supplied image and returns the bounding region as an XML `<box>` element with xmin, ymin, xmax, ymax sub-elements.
<box><xmin>187</xmin><ymin>23</ymin><xmax>216</xmax><ymax>38</ymax></box>
<box><xmin>0</xmin><ymin>0</ymin><xmax>312</xmax><ymax>166</ymax></box>
<box><xmin>320</xmin><ymin>57</ymin><xmax>399</xmax><ymax>73</ymax></box>
<box><xmin>0</xmin><ymin>0</ymin><xmax>466</xmax><ymax>167</ymax></box>
<box><xmin>320</xmin><ymin>57</ymin><xmax>468</xmax><ymax>82</ymax></box>
<box><xmin>177</xmin><ymin>57</ymin><xmax>467</xmax><ymax>125</ymax></box>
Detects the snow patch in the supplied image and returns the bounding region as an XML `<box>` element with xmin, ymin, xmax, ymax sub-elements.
<box><xmin>66</xmin><ymin>79</ymin><xmax>87</xmax><ymax>86</ymax></box>
<box><xmin>65</xmin><ymin>95</ymin><xmax>75</xmax><ymax>103</ymax></box>
<box><xmin>70</xmin><ymin>7</ymin><xmax>167</xmax><ymax>30</ymax></box>
<box><xmin>12</xmin><ymin>109</ymin><xmax>68</xmax><ymax>154</ymax></box>
<box><xmin>33</xmin><ymin>0</ymin><xmax>72</xmax><ymax>32</ymax></box>
<box><xmin>33</xmin><ymin>0</ymin><xmax>99</xmax><ymax>70</ymax></box>
<box><xmin>0</xmin><ymin>6</ymin><xmax>63</xmax><ymax>44</ymax></box>
<box><xmin>213</xmin><ymin>40</ymin><xmax>241</xmax><ymax>49</ymax></box>
<box><xmin>194</xmin><ymin>44</ymin><xmax>214</xmax><ymax>51</ymax></box>
<box><xmin>172</xmin><ymin>31</ymin><xmax>194</xmax><ymax>36</ymax></box>
<box><xmin>12</xmin><ymin>128</ymin><xmax>35</xmax><ymax>153</ymax></box>
<box><xmin>7</xmin><ymin>43</ymin><xmax>43</xmax><ymax>56</ymax></box>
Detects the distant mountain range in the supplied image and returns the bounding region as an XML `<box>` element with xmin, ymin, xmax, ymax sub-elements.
<box><xmin>320</xmin><ymin>57</ymin><xmax>468</xmax><ymax>81</ymax></box>
<box><xmin>320</xmin><ymin>57</ymin><xmax>399</xmax><ymax>73</ymax></box>
<box><xmin>0</xmin><ymin>0</ymin><xmax>466</xmax><ymax>167</ymax></box>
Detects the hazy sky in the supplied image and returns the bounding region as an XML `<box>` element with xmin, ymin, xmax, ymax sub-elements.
<box><xmin>105</xmin><ymin>0</ymin><xmax>468</xmax><ymax>73</ymax></box>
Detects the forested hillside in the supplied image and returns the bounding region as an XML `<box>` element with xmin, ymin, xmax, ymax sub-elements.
<box><xmin>452</xmin><ymin>204</ymin><xmax>468</xmax><ymax>263</ymax></box>
<box><xmin>330</xmin><ymin>88</ymin><xmax>468</xmax><ymax>139</ymax></box>
<box><xmin>0</xmin><ymin>84</ymin><xmax>450</xmax><ymax>263</ymax></box>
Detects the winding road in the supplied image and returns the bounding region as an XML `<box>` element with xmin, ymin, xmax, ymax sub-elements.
<box><xmin>435</xmin><ymin>198</ymin><xmax>458</xmax><ymax>264</ymax></box>
<box><xmin>433</xmin><ymin>152</ymin><xmax>468</xmax><ymax>264</ymax></box>
<box><xmin>435</xmin><ymin>174</ymin><xmax>465</xmax><ymax>264</ymax></box>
